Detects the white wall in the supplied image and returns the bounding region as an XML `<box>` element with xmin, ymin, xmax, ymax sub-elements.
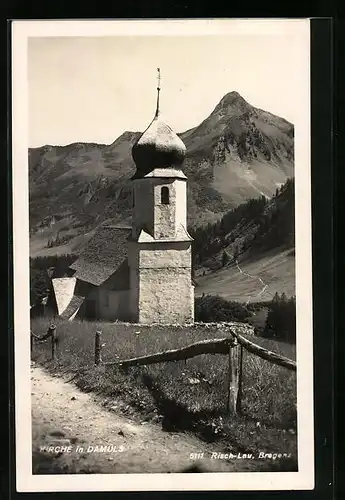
<box><xmin>98</xmin><ymin>288</ymin><xmax>130</xmax><ymax>321</ymax></box>
<box><xmin>139</xmin><ymin>243</ymin><xmax>191</xmax><ymax>268</ymax></box>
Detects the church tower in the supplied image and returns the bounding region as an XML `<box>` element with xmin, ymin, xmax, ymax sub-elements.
<box><xmin>128</xmin><ymin>69</ymin><xmax>194</xmax><ymax>324</ymax></box>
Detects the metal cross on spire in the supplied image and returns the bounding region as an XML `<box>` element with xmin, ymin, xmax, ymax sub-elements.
<box><xmin>155</xmin><ymin>67</ymin><xmax>161</xmax><ymax>117</ymax></box>
<box><xmin>157</xmin><ymin>67</ymin><xmax>161</xmax><ymax>89</ymax></box>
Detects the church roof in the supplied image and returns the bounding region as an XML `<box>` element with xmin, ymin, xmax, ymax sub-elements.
<box><xmin>135</xmin><ymin>224</ymin><xmax>193</xmax><ymax>243</ymax></box>
<box><xmin>131</xmin><ymin>69</ymin><xmax>186</xmax><ymax>179</ymax></box>
<box><xmin>143</xmin><ymin>168</ymin><xmax>187</xmax><ymax>180</ymax></box>
<box><xmin>60</xmin><ymin>294</ymin><xmax>85</xmax><ymax>320</ymax></box>
<box><xmin>69</xmin><ymin>225</ymin><xmax>131</xmax><ymax>286</ymax></box>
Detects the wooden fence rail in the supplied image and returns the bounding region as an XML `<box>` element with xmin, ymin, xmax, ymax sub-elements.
<box><xmin>102</xmin><ymin>330</ymin><xmax>296</xmax><ymax>372</ymax></box>
<box><xmin>230</xmin><ymin>329</ymin><xmax>297</xmax><ymax>372</ymax></box>
<box><xmin>102</xmin><ymin>337</ymin><xmax>236</xmax><ymax>368</ymax></box>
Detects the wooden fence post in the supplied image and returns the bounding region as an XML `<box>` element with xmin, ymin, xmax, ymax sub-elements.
<box><xmin>237</xmin><ymin>345</ymin><xmax>243</xmax><ymax>414</ymax></box>
<box><xmin>95</xmin><ymin>331</ymin><xmax>102</xmax><ymax>365</ymax></box>
<box><xmin>227</xmin><ymin>339</ymin><xmax>241</xmax><ymax>415</ymax></box>
<box><xmin>51</xmin><ymin>327</ymin><xmax>57</xmax><ymax>361</ymax></box>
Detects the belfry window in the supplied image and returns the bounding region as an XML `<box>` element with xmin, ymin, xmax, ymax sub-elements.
<box><xmin>161</xmin><ymin>186</ymin><xmax>170</xmax><ymax>205</ymax></box>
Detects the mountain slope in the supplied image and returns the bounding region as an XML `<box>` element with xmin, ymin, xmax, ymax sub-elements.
<box><xmin>195</xmin><ymin>248</ymin><xmax>295</xmax><ymax>303</ymax></box>
<box><xmin>29</xmin><ymin>91</ymin><xmax>294</xmax><ymax>256</ymax></box>
<box><xmin>192</xmin><ymin>178</ymin><xmax>295</xmax><ymax>302</ymax></box>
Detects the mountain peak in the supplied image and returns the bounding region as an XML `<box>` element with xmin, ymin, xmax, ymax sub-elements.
<box><xmin>217</xmin><ymin>91</ymin><xmax>248</xmax><ymax>108</ymax></box>
<box><xmin>224</xmin><ymin>90</ymin><xmax>242</xmax><ymax>99</ymax></box>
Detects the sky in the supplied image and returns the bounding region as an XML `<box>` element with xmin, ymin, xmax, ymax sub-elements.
<box><xmin>27</xmin><ymin>23</ymin><xmax>309</xmax><ymax>148</ymax></box>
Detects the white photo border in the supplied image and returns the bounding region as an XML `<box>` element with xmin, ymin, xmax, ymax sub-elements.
<box><xmin>12</xmin><ymin>18</ymin><xmax>314</xmax><ymax>492</ymax></box>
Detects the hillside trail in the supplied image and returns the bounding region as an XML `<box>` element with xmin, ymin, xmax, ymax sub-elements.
<box><xmin>31</xmin><ymin>364</ymin><xmax>259</xmax><ymax>474</ymax></box>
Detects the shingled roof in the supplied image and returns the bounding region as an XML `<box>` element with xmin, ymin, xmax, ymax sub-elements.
<box><xmin>69</xmin><ymin>225</ymin><xmax>131</xmax><ymax>286</ymax></box>
<box><xmin>60</xmin><ymin>294</ymin><xmax>85</xmax><ymax>320</ymax></box>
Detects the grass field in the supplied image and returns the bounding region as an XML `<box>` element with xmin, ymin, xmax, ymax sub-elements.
<box><xmin>31</xmin><ymin>317</ymin><xmax>297</xmax><ymax>471</ymax></box>
<box><xmin>195</xmin><ymin>248</ymin><xmax>295</xmax><ymax>303</ymax></box>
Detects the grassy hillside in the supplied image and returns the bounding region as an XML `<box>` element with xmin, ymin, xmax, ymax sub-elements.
<box><xmin>195</xmin><ymin>248</ymin><xmax>295</xmax><ymax>303</ymax></box>
<box><xmin>191</xmin><ymin>178</ymin><xmax>294</xmax><ymax>268</ymax></box>
<box><xmin>191</xmin><ymin>178</ymin><xmax>295</xmax><ymax>301</ymax></box>
<box><xmin>31</xmin><ymin>317</ymin><xmax>297</xmax><ymax>471</ymax></box>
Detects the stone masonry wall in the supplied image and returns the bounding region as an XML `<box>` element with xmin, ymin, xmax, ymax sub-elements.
<box><xmin>139</xmin><ymin>244</ymin><xmax>191</xmax><ymax>268</ymax></box>
<box><xmin>154</xmin><ymin>180</ymin><xmax>176</xmax><ymax>239</ymax></box>
<box><xmin>138</xmin><ymin>267</ymin><xmax>194</xmax><ymax>324</ymax></box>
<box><xmin>128</xmin><ymin>240</ymin><xmax>194</xmax><ymax>324</ymax></box>
<box><xmin>133</xmin><ymin>178</ymin><xmax>187</xmax><ymax>241</ymax></box>
<box><xmin>138</xmin><ymin>242</ymin><xmax>193</xmax><ymax>324</ymax></box>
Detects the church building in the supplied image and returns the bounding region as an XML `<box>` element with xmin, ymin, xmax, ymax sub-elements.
<box><xmin>49</xmin><ymin>70</ymin><xmax>195</xmax><ymax>324</ymax></box>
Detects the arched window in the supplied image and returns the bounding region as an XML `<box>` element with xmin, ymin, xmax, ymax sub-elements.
<box><xmin>161</xmin><ymin>186</ymin><xmax>170</xmax><ymax>205</ymax></box>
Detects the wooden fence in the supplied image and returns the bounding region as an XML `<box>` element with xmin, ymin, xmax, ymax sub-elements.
<box><xmin>31</xmin><ymin>324</ymin><xmax>58</xmax><ymax>359</ymax></box>
<box><xmin>31</xmin><ymin>325</ymin><xmax>296</xmax><ymax>415</ymax></box>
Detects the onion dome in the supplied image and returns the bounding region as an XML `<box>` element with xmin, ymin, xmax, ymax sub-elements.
<box><xmin>131</xmin><ymin>69</ymin><xmax>186</xmax><ymax>179</ymax></box>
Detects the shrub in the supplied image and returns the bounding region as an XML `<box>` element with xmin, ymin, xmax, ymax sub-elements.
<box><xmin>30</xmin><ymin>268</ymin><xmax>50</xmax><ymax>305</ymax></box>
<box><xmin>263</xmin><ymin>293</ymin><xmax>296</xmax><ymax>343</ymax></box>
<box><xmin>195</xmin><ymin>295</ymin><xmax>249</xmax><ymax>323</ymax></box>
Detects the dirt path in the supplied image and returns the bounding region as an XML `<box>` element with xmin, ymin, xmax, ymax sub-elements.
<box><xmin>33</xmin><ymin>364</ymin><xmax>253</xmax><ymax>474</ymax></box>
